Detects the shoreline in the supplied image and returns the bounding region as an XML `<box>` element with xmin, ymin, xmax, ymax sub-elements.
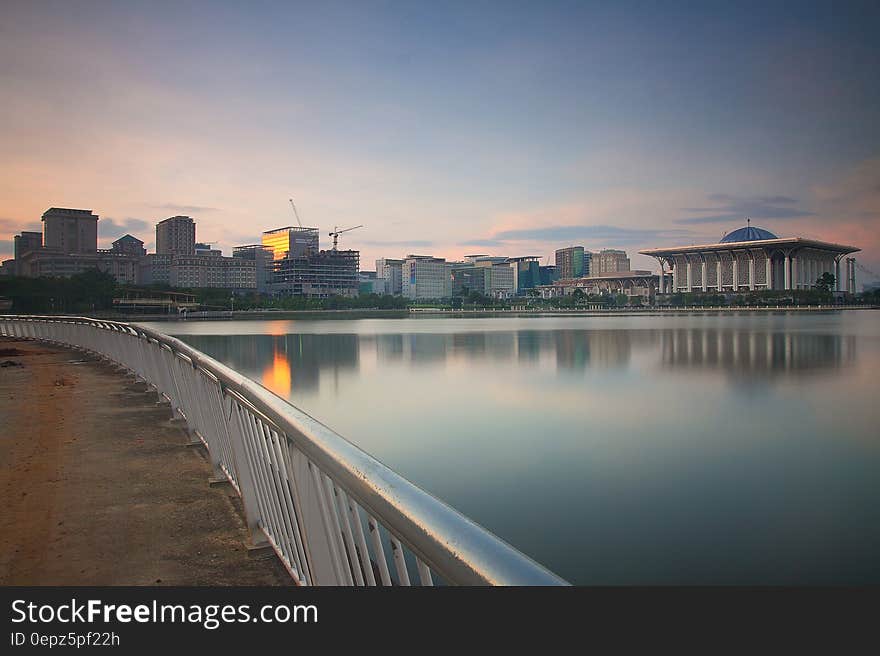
<box><xmin>72</xmin><ymin>304</ymin><xmax>880</xmax><ymax>322</ymax></box>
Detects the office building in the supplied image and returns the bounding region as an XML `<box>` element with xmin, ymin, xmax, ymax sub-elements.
<box><xmin>14</xmin><ymin>231</ymin><xmax>43</xmax><ymax>259</ymax></box>
<box><xmin>539</xmin><ymin>265</ymin><xmax>558</xmax><ymax>286</ymax></box>
<box><xmin>156</xmin><ymin>216</ymin><xmax>196</xmax><ymax>255</ymax></box>
<box><xmin>359</xmin><ymin>271</ymin><xmax>386</xmax><ymax>295</ymax></box>
<box><xmin>233</xmin><ymin>245</ymin><xmax>275</xmax><ymax>293</ymax></box>
<box><xmin>593</xmin><ymin>249</ymin><xmax>630</xmax><ymax>275</ymax></box>
<box><xmin>376</xmin><ymin>258</ymin><xmax>404</xmax><ymax>295</ymax></box>
<box><xmin>401</xmin><ymin>255</ymin><xmax>453</xmax><ymax>299</ymax></box>
<box><xmin>508</xmin><ymin>256</ymin><xmax>542</xmax><ymax>294</ymax></box>
<box><xmin>9</xmin><ymin>208</ymin><xmax>141</xmax><ymax>283</ymax></box>
<box><xmin>555</xmin><ymin>246</ymin><xmax>586</xmax><ymax>279</ymax></box>
<box><xmin>42</xmin><ymin>208</ymin><xmax>98</xmax><ymax>254</ymax></box>
<box><xmin>170</xmin><ymin>254</ymin><xmax>256</xmax><ymax>289</ymax></box>
<box><xmin>452</xmin><ymin>266</ymin><xmax>490</xmax><ymax>295</ymax></box>
<box><xmin>140</xmin><ymin>254</ymin><xmax>172</xmax><ymax>285</ymax></box>
<box><xmin>262</xmin><ymin>226</ymin><xmax>319</xmax><ymax>260</ymax></box>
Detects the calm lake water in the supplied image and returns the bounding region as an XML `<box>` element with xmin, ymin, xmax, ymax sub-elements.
<box><xmin>143</xmin><ymin>312</ymin><xmax>880</xmax><ymax>584</ymax></box>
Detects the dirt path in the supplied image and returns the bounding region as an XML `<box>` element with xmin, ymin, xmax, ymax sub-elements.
<box><xmin>0</xmin><ymin>338</ymin><xmax>289</xmax><ymax>585</ymax></box>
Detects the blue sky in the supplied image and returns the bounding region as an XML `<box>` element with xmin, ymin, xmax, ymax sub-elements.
<box><xmin>1</xmin><ymin>1</ymin><xmax>878</xmax><ymax>274</ymax></box>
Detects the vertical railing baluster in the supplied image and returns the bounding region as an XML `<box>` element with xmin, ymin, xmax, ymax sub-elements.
<box><xmin>367</xmin><ymin>515</ymin><xmax>393</xmax><ymax>586</ymax></box>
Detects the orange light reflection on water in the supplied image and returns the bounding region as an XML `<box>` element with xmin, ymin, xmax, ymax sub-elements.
<box><xmin>262</xmin><ymin>341</ymin><xmax>292</xmax><ymax>397</ymax></box>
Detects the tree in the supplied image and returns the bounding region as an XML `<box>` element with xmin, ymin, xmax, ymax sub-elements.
<box><xmin>816</xmin><ymin>272</ymin><xmax>836</xmax><ymax>293</ymax></box>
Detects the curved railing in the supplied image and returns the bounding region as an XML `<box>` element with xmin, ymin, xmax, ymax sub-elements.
<box><xmin>0</xmin><ymin>315</ymin><xmax>567</xmax><ymax>586</ymax></box>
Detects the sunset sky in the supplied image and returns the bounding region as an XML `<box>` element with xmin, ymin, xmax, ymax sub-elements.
<box><xmin>2</xmin><ymin>1</ymin><xmax>878</xmax><ymax>276</ymax></box>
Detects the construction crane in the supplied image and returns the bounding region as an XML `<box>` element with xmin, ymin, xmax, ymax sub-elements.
<box><xmin>288</xmin><ymin>198</ymin><xmax>303</xmax><ymax>228</ymax></box>
<box><xmin>855</xmin><ymin>261</ymin><xmax>878</xmax><ymax>281</ymax></box>
<box><xmin>329</xmin><ymin>225</ymin><xmax>363</xmax><ymax>250</ymax></box>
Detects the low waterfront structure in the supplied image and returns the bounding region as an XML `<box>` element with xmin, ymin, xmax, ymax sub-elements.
<box><xmin>535</xmin><ymin>270</ymin><xmax>657</xmax><ymax>300</ymax></box>
<box><xmin>640</xmin><ymin>225</ymin><xmax>861</xmax><ymax>294</ymax></box>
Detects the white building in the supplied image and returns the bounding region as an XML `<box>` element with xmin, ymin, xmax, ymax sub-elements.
<box><xmin>140</xmin><ymin>253</ymin><xmax>256</xmax><ymax>290</ymax></box>
<box><xmin>401</xmin><ymin>255</ymin><xmax>452</xmax><ymax>299</ymax></box>
<box><xmin>640</xmin><ymin>224</ymin><xmax>860</xmax><ymax>294</ymax></box>
<box><xmin>376</xmin><ymin>258</ymin><xmax>403</xmax><ymax>295</ymax></box>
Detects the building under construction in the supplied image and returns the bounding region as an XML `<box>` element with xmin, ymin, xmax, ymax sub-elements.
<box><xmin>273</xmin><ymin>249</ymin><xmax>360</xmax><ymax>298</ymax></box>
<box><xmin>261</xmin><ymin>225</ymin><xmax>359</xmax><ymax>298</ymax></box>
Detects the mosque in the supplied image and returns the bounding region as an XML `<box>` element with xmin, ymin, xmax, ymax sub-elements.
<box><xmin>639</xmin><ymin>222</ymin><xmax>860</xmax><ymax>294</ymax></box>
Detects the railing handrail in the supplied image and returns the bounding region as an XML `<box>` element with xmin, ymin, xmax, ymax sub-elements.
<box><xmin>1</xmin><ymin>314</ymin><xmax>567</xmax><ymax>586</ymax></box>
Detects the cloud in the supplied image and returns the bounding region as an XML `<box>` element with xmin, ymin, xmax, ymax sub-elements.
<box><xmin>98</xmin><ymin>217</ymin><xmax>151</xmax><ymax>238</ymax></box>
<box><xmin>0</xmin><ymin>239</ymin><xmax>13</xmax><ymax>253</ymax></box>
<box><xmin>808</xmin><ymin>157</ymin><xmax>880</xmax><ymax>271</ymax></box>
<box><xmin>678</xmin><ymin>194</ymin><xmax>814</xmax><ymax>224</ymax></box>
<box><xmin>152</xmin><ymin>203</ymin><xmax>220</xmax><ymax>214</ymax></box>
<box><xmin>482</xmin><ymin>225</ymin><xmax>693</xmax><ymax>246</ymax></box>
<box><xmin>460</xmin><ymin>238</ymin><xmax>504</xmax><ymax>247</ymax></box>
<box><xmin>0</xmin><ymin>217</ymin><xmax>41</xmax><ymax>235</ymax></box>
<box><xmin>362</xmin><ymin>239</ymin><xmax>434</xmax><ymax>248</ymax></box>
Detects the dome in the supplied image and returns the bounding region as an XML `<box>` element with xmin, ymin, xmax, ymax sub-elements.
<box><xmin>719</xmin><ymin>226</ymin><xmax>778</xmax><ymax>243</ymax></box>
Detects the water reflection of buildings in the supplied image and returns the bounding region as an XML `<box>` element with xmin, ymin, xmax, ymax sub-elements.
<box><xmin>554</xmin><ymin>330</ymin><xmax>635</xmax><ymax>370</ymax></box>
<box><xmin>182</xmin><ymin>327</ymin><xmax>853</xmax><ymax>395</ymax></box>
<box><xmin>659</xmin><ymin>330</ymin><xmax>856</xmax><ymax>377</ymax></box>
<box><xmin>182</xmin><ymin>334</ymin><xmax>359</xmax><ymax>397</ymax></box>
<box><xmin>184</xmin><ymin>330</ymin><xmax>643</xmax><ymax>380</ymax></box>
<box><xmin>379</xmin><ymin>330</ymin><xmax>639</xmax><ymax>370</ymax></box>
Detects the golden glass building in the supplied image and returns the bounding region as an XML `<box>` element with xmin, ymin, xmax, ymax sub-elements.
<box><xmin>261</xmin><ymin>226</ymin><xmax>319</xmax><ymax>260</ymax></box>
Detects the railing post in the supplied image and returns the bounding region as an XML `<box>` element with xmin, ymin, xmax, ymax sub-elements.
<box><xmin>224</xmin><ymin>397</ymin><xmax>270</xmax><ymax>550</ymax></box>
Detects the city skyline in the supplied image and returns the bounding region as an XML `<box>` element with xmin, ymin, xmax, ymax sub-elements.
<box><xmin>1</xmin><ymin>2</ymin><xmax>878</xmax><ymax>275</ymax></box>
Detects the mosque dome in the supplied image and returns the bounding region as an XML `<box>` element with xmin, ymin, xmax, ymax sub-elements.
<box><xmin>719</xmin><ymin>225</ymin><xmax>778</xmax><ymax>243</ymax></box>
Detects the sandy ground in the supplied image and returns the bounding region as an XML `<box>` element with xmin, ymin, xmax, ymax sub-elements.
<box><xmin>0</xmin><ymin>338</ymin><xmax>290</xmax><ymax>585</ymax></box>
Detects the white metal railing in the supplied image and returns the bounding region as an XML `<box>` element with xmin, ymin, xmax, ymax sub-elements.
<box><xmin>0</xmin><ymin>315</ymin><xmax>567</xmax><ymax>586</ymax></box>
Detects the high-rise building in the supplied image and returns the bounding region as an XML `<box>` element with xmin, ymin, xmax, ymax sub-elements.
<box><xmin>507</xmin><ymin>256</ymin><xmax>541</xmax><ymax>293</ymax></box>
<box><xmin>14</xmin><ymin>231</ymin><xmax>43</xmax><ymax>260</ymax></box>
<box><xmin>376</xmin><ymin>258</ymin><xmax>404</xmax><ymax>295</ymax></box>
<box><xmin>156</xmin><ymin>216</ymin><xmax>196</xmax><ymax>255</ymax></box>
<box><xmin>261</xmin><ymin>226</ymin><xmax>319</xmax><ymax>260</ymax></box>
<box><xmin>539</xmin><ymin>265</ymin><xmax>558</xmax><ymax>285</ymax></box>
<box><xmin>401</xmin><ymin>255</ymin><xmax>452</xmax><ymax>299</ymax></box>
<box><xmin>12</xmin><ymin>208</ymin><xmax>142</xmax><ymax>283</ymax></box>
<box><xmin>555</xmin><ymin>246</ymin><xmax>586</xmax><ymax>279</ymax></box>
<box><xmin>593</xmin><ymin>249</ymin><xmax>630</xmax><ymax>275</ymax></box>
<box><xmin>42</xmin><ymin>208</ymin><xmax>98</xmax><ymax>254</ymax></box>
<box><xmin>233</xmin><ymin>245</ymin><xmax>274</xmax><ymax>293</ymax></box>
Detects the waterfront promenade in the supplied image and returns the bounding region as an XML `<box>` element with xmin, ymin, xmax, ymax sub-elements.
<box><xmin>0</xmin><ymin>338</ymin><xmax>289</xmax><ymax>586</ymax></box>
